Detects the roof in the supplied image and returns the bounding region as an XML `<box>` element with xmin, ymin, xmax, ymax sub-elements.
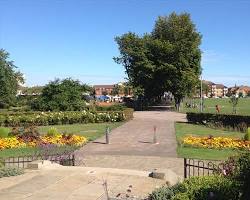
<box><xmin>215</xmin><ymin>84</ymin><xmax>226</xmax><ymax>89</ymax></box>
<box><xmin>228</xmin><ymin>85</ymin><xmax>250</xmax><ymax>92</ymax></box>
<box><xmin>94</xmin><ymin>85</ymin><xmax>115</xmax><ymax>89</ymax></box>
<box><xmin>203</xmin><ymin>80</ymin><xmax>214</xmax><ymax>86</ymax></box>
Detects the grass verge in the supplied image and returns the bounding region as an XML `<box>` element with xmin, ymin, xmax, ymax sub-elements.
<box><xmin>175</xmin><ymin>122</ymin><xmax>245</xmax><ymax>160</ymax></box>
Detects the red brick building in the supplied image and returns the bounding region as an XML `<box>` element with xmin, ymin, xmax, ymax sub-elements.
<box><xmin>94</xmin><ymin>85</ymin><xmax>115</xmax><ymax>96</ymax></box>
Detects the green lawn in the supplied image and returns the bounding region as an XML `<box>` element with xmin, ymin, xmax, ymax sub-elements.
<box><xmin>180</xmin><ymin>98</ymin><xmax>250</xmax><ymax>115</ymax></box>
<box><xmin>175</xmin><ymin>122</ymin><xmax>246</xmax><ymax>160</ymax></box>
<box><xmin>0</xmin><ymin>122</ymin><xmax>123</xmax><ymax>158</ymax></box>
<box><xmin>38</xmin><ymin>122</ymin><xmax>124</xmax><ymax>141</ymax></box>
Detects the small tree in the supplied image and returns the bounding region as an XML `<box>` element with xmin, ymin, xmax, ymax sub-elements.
<box><xmin>229</xmin><ymin>95</ymin><xmax>239</xmax><ymax>114</ymax></box>
<box><xmin>239</xmin><ymin>92</ymin><xmax>244</xmax><ymax>98</ymax></box>
<box><xmin>31</xmin><ymin>78</ymin><xmax>88</xmax><ymax>111</ymax></box>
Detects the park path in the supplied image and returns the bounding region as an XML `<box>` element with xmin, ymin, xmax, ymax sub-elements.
<box><xmin>76</xmin><ymin>111</ymin><xmax>186</xmax><ymax>176</ymax></box>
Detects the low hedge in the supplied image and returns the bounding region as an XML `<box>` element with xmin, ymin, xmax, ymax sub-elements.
<box><xmin>149</xmin><ymin>175</ymin><xmax>239</xmax><ymax>200</ymax></box>
<box><xmin>0</xmin><ymin>109</ymin><xmax>133</xmax><ymax>127</ymax></box>
<box><xmin>186</xmin><ymin>112</ymin><xmax>250</xmax><ymax>132</ymax></box>
<box><xmin>95</xmin><ymin>104</ymin><xmax>127</xmax><ymax>111</ymax></box>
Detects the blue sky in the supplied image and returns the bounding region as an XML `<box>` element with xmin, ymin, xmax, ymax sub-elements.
<box><xmin>0</xmin><ymin>0</ymin><xmax>250</xmax><ymax>87</ymax></box>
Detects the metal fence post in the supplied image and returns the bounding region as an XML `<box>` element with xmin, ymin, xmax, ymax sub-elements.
<box><xmin>106</xmin><ymin>126</ymin><xmax>110</xmax><ymax>144</ymax></box>
<box><xmin>184</xmin><ymin>158</ymin><xmax>187</xmax><ymax>179</ymax></box>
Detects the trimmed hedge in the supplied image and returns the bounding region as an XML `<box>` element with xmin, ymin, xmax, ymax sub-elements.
<box><xmin>95</xmin><ymin>104</ymin><xmax>126</xmax><ymax>111</ymax></box>
<box><xmin>186</xmin><ymin>112</ymin><xmax>250</xmax><ymax>132</ymax></box>
<box><xmin>0</xmin><ymin>109</ymin><xmax>133</xmax><ymax>127</ymax></box>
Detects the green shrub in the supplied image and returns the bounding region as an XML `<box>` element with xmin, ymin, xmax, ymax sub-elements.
<box><xmin>186</xmin><ymin>112</ymin><xmax>250</xmax><ymax>132</ymax></box>
<box><xmin>244</xmin><ymin>128</ymin><xmax>250</xmax><ymax>141</ymax></box>
<box><xmin>95</xmin><ymin>104</ymin><xmax>126</xmax><ymax>111</ymax></box>
<box><xmin>0</xmin><ymin>167</ymin><xmax>24</xmax><ymax>178</ymax></box>
<box><xmin>233</xmin><ymin>153</ymin><xmax>250</xmax><ymax>200</ymax></box>
<box><xmin>149</xmin><ymin>186</ymin><xmax>174</xmax><ymax>200</ymax></box>
<box><xmin>0</xmin><ymin>127</ymin><xmax>9</xmax><ymax>138</ymax></box>
<box><xmin>149</xmin><ymin>175</ymin><xmax>239</xmax><ymax>200</ymax></box>
<box><xmin>183</xmin><ymin>176</ymin><xmax>239</xmax><ymax>200</ymax></box>
<box><xmin>47</xmin><ymin>127</ymin><xmax>60</xmax><ymax>137</ymax></box>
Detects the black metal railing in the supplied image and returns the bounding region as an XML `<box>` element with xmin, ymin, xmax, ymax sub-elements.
<box><xmin>184</xmin><ymin>158</ymin><xmax>226</xmax><ymax>178</ymax></box>
<box><xmin>1</xmin><ymin>153</ymin><xmax>75</xmax><ymax>169</ymax></box>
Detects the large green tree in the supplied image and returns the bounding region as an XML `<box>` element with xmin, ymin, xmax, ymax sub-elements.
<box><xmin>31</xmin><ymin>78</ymin><xmax>89</xmax><ymax>111</ymax></box>
<box><xmin>114</xmin><ymin>12</ymin><xmax>202</xmax><ymax>110</ymax></box>
<box><xmin>0</xmin><ymin>49</ymin><xmax>24</xmax><ymax>108</ymax></box>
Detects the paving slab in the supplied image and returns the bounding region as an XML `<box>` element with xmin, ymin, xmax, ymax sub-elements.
<box><xmin>0</xmin><ymin>166</ymin><xmax>166</xmax><ymax>200</ymax></box>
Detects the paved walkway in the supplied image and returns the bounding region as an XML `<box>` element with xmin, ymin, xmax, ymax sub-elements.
<box><xmin>0</xmin><ymin>164</ymin><xmax>166</xmax><ymax>200</ymax></box>
<box><xmin>76</xmin><ymin>111</ymin><xmax>186</xmax><ymax>176</ymax></box>
<box><xmin>0</xmin><ymin>111</ymin><xmax>187</xmax><ymax>200</ymax></box>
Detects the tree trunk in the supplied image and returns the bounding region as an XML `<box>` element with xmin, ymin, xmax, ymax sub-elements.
<box><xmin>175</xmin><ymin>98</ymin><xmax>181</xmax><ymax>111</ymax></box>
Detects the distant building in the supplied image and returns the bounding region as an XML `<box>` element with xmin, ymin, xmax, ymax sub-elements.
<box><xmin>93</xmin><ymin>83</ymin><xmax>133</xmax><ymax>99</ymax></box>
<box><xmin>93</xmin><ymin>85</ymin><xmax>115</xmax><ymax>96</ymax></box>
<box><xmin>228</xmin><ymin>86</ymin><xmax>250</xmax><ymax>97</ymax></box>
<box><xmin>17</xmin><ymin>86</ymin><xmax>43</xmax><ymax>96</ymax></box>
<box><xmin>203</xmin><ymin>80</ymin><xmax>228</xmax><ymax>98</ymax></box>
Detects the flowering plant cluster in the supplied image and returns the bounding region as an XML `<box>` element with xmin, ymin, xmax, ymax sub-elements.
<box><xmin>0</xmin><ymin>110</ymin><xmax>126</xmax><ymax>127</ymax></box>
<box><xmin>183</xmin><ymin>135</ymin><xmax>250</xmax><ymax>150</ymax></box>
<box><xmin>0</xmin><ymin>134</ymin><xmax>87</xmax><ymax>150</ymax></box>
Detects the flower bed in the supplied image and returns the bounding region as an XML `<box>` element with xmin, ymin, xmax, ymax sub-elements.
<box><xmin>0</xmin><ymin>134</ymin><xmax>87</xmax><ymax>150</ymax></box>
<box><xmin>183</xmin><ymin>136</ymin><xmax>250</xmax><ymax>150</ymax></box>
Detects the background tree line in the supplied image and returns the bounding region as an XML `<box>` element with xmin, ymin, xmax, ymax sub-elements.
<box><xmin>0</xmin><ymin>49</ymin><xmax>93</xmax><ymax>111</ymax></box>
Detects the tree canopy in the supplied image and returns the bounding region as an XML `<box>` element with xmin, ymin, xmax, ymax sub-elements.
<box><xmin>0</xmin><ymin>49</ymin><xmax>24</xmax><ymax>108</ymax></box>
<box><xmin>114</xmin><ymin>12</ymin><xmax>202</xmax><ymax>109</ymax></box>
<box><xmin>31</xmin><ymin>78</ymin><xmax>90</xmax><ymax>111</ymax></box>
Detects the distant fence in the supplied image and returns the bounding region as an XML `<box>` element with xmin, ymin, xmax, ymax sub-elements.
<box><xmin>2</xmin><ymin>153</ymin><xmax>76</xmax><ymax>169</ymax></box>
<box><xmin>184</xmin><ymin>158</ymin><xmax>232</xmax><ymax>178</ymax></box>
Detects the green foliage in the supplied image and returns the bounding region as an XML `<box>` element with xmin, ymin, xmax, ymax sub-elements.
<box><xmin>0</xmin><ymin>167</ymin><xmax>24</xmax><ymax>178</ymax></box>
<box><xmin>95</xmin><ymin>104</ymin><xmax>126</xmax><ymax>111</ymax></box>
<box><xmin>149</xmin><ymin>175</ymin><xmax>239</xmax><ymax>200</ymax></box>
<box><xmin>0</xmin><ymin>110</ymin><xmax>132</xmax><ymax>126</ymax></box>
<box><xmin>229</xmin><ymin>95</ymin><xmax>239</xmax><ymax>114</ymax></box>
<box><xmin>0</xmin><ymin>127</ymin><xmax>9</xmax><ymax>138</ymax></box>
<box><xmin>9</xmin><ymin>126</ymin><xmax>40</xmax><ymax>138</ymax></box>
<box><xmin>149</xmin><ymin>185</ymin><xmax>175</xmax><ymax>200</ymax></box>
<box><xmin>47</xmin><ymin>127</ymin><xmax>60</xmax><ymax>137</ymax></box>
<box><xmin>114</xmin><ymin>12</ymin><xmax>202</xmax><ymax>109</ymax></box>
<box><xmin>243</xmin><ymin>128</ymin><xmax>250</xmax><ymax>141</ymax></box>
<box><xmin>0</xmin><ymin>49</ymin><xmax>24</xmax><ymax>108</ymax></box>
<box><xmin>186</xmin><ymin>112</ymin><xmax>250</xmax><ymax>132</ymax></box>
<box><xmin>233</xmin><ymin>153</ymin><xmax>250</xmax><ymax>199</ymax></box>
<box><xmin>31</xmin><ymin>78</ymin><xmax>90</xmax><ymax>111</ymax></box>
